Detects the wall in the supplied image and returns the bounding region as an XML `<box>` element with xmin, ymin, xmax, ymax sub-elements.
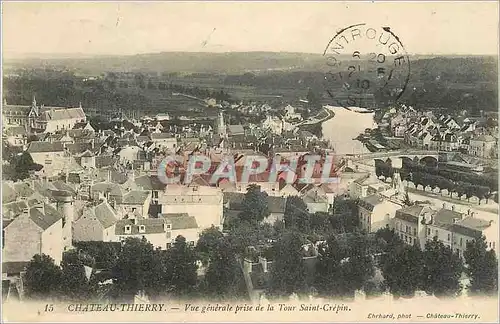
<box><xmin>73</xmin><ymin>216</ymin><xmax>105</xmax><ymax>242</ymax></box>
<box><xmin>30</xmin><ymin>151</ymin><xmax>65</xmax><ymax>175</ymax></box>
<box><xmin>3</xmin><ymin>214</ymin><xmax>43</xmax><ymax>263</ymax></box>
<box><xmin>41</xmin><ymin>219</ymin><xmax>64</xmax><ymax>266</ymax></box>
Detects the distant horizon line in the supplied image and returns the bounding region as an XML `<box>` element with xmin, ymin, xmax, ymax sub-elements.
<box><xmin>4</xmin><ymin>50</ymin><xmax>498</xmax><ymax>60</ymax></box>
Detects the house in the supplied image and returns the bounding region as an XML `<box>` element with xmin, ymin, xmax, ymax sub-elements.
<box><xmin>160</xmin><ymin>213</ymin><xmax>200</xmax><ymax>247</ymax></box>
<box><xmin>3</xmin><ymin>204</ymin><xmax>64</xmax><ymax>265</ymax></box>
<box><xmin>73</xmin><ymin>200</ymin><xmax>118</xmax><ymax>242</ymax></box>
<box><xmin>26</xmin><ymin>141</ymin><xmax>66</xmax><ymax>178</ymax></box>
<box><xmin>358</xmin><ymin>194</ymin><xmax>402</xmax><ymax>233</ymax></box>
<box><xmin>150</xmin><ymin>133</ymin><xmax>177</xmax><ymax>150</ymax></box>
<box><xmin>264</xmin><ymin>197</ymin><xmax>286</xmax><ymax>224</ymax></box>
<box><xmin>116</xmin><ymin>190</ymin><xmax>152</xmax><ymax>219</ymax></box>
<box><xmin>159</xmin><ymin>184</ymin><xmax>223</xmax><ymax>230</ymax></box>
<box><xmin>393</xmin><ymin>204</ymin><xmax>498</xmax><ymax>258</ymax></box>
<box><xmin>115</xmin><ymin>213</ymin><xmax>198</xmax><ymax>250</ymax></box>
<box><xmin>348</xmin><ymin>173</ymin><xmax>391</xmax><ymax>199</ymax></box>
<box><xmin>468</xmin><ymin>135</ymin><xmax>496</xmax><ymax>158</ymax></box>
<box><xmin>37</xmin><ymin>105</ymin><xmax>86</xmax><ymax>133</ymax></box>
<box><xmin>80</xmin><ymin>150</ymin><xmax>96</xmax><ymax>169</ymax></box>
<box><xmin>302</xmin><ymin>188</ymin><xmax>329</xmax><ymax>214</ymax></box>
<box><xmin>393</xmin><ymin>205</ymin><xmax>435</xmax><ymax>249</ymax></box>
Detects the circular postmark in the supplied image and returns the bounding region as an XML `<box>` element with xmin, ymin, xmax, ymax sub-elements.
<box><xmin>323</xmin><ymin>23</ymin><xmax>410</xmax><ymax>109</ymax></box>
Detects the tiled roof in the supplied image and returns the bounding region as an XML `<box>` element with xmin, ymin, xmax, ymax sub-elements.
<box><xmin>115</xmin><ymin>218</ymin><xmax>168</xmax><ymax>235</ymax></box>
<box><xmin>121</xmin><ymin>191</ymin><xmax>150</xmax><ymax>205</ymax></box>
<box><xmin>151</xmin><ymin>133</ymin><xmax>175</xmax><ymax>140</ymax></box>
<box><xmin>359</xmin><ymin>194</ymin><xmax>384</xmax><ymax>211</ymax></box>
<box><xmin>161</xmin><ymin>213</ymin><xmax>198</xmax><ymax>230</ymax></box>
<box><xmin>26</xmin><ymin>141</ymin><xmax>64</xmax><ymax>153</ymax></box>
<box><xmin>395</xmin><ymin>205</ymin><xmax>426</xmax><ymax>223</ymax></box>
<box><xmin>29</xmin><ymin>204</ymin><xmax>62</xmax><ymax>230</ymax></box>
<box><xmin>94</xmin><ymin>201</ymin><xmax>119</xmax><ymax>228</ymax></box>
<box><xmin>134</xmin><ymin>175</ymin><xmax>167</xmax><ymax>191</ymax></box>
<box><xmin>39</xmin><ymin>107</ymin><xmax>85</xmax><ymax>121</ymax></box>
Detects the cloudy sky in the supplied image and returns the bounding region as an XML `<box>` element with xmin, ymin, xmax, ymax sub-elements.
<box><xmin>2</xmin><ymin>1</ymin><xmax>499</xmax><ymax>57</ymax></box>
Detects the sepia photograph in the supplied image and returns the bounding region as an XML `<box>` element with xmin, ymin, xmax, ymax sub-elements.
<box><xmin>1</xmin><ymin>1</ymin><xmax>499</xmax><ymax>322</ymax></box>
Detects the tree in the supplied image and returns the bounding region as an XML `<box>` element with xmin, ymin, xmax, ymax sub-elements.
<box><xmin>464</xmin><ymin>236</ymin><xmax>498</xmax><ymax>296</ymax></box>
<box><xmin>196</xmin><ymin>226</ymin><xmax>224</xmax><ymax>265</ymax></box>
<box><xmin>24</xmin><ymin>254</ymin><xmax>62</xmax><ymax>300</ymax></box>
<box><xmin>164</xmin><ymin>236</ymin><xmax>198</xmax><ymax>297</ymax></box>
<box><xmin>330</xmin><ymin>197</ymin><xmax>359</xmax><ymax>233</ymax></box>
<box><xmin>59</xmin><ymin>250</ymin><xmax>96</xmax><ymax>301</ymax></box>
<box><xmin>381</xmin><ymin>243</ymin><xmax>424</xmax><ymax>298</ymax></box>
<box><xmin>268</xmin><ymin>231</ymin><xmax>307</xmax><ymax>298</ymax></box>
<box><xmin>339</xmin><ymin>232</ymin><xmax>375</xmax><ymax>296</ymax></box>
<box><xmin>284</xmin><ymin>196</ymin><xmax>310</xmax><ymax>232</ymax></box>
<box><xmin>422</xmin><ymin>237</ymin><xmax>463</xmax><ymax>297</ymax></box>
<box><xmin>110</xmin><ymin>237</ymin><xmax>163</xmax><ymax>302</ymax></box>
<box><xmin>374</xmin><ymin>227</ymin><xmax>403</xmax><ymax>252</ymax></box>
<box><xmin>314</xmin><ymin>236</ymin><xmax>347</xmax><ymax>297</ymax></box>
<box><xmin>204</xmin><ymin>238</ymin><xmax>243</xmax><ymax>299</ymax></box>
<box><xmin>310</xmin><ymin>212</ymin><xmax>331</xmax><ymax>235</ymax></box>
<box><xmin>239</xmin><ymin>184</ymin><xmax>270</xmax><ymax>224</ymax></box>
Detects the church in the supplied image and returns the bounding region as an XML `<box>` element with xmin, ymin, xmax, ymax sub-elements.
<box><xmin>2</xmin><ymin>96</ymin><xmax>86</xmax><ymax>133</ymax></box>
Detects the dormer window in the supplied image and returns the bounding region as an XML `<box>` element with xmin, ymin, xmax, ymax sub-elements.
<box><xmin>139</xmin><ymin>225</ymin><xmax>146</xmax><ymax>233</ymax></box>
<box><xmin>124</xmin><ymin>225</ymin><xmax>132</xmax><ymax>234</ymax></box>
<box><xmin>165</xmin><ymin>223</ymin><xmax>172</xmax><ymax>231</ymax></box>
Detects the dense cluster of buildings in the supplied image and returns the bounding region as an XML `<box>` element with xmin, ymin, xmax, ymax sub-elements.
<box><xmin>1</xmin><ymin>98</ymin><xmax>498</xmax><ymax>302</ymax></box>
<box><xmin>382</xmin><ymin>106</ymin><xmax>498</xmax><ymax>158</ymax></box>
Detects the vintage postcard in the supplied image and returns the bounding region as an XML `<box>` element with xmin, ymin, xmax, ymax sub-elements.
<box><xmin>1</xmin><ymin>1</ymin><xmax>499</xmax><ymax>323</ymax></box>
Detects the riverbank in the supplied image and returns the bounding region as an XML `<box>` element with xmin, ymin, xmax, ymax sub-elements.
<box><xmin>296</xmin><ymin>106</ymin><xmax>335</xmax><ymax>127</ymax></box>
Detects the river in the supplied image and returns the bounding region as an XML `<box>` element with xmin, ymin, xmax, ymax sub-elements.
<box><xmin>321</xmin><ymin>106</ymin><xmax>376</xmax><ymax>155</ymax></box>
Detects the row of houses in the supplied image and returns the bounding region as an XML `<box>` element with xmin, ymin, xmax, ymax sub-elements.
<box><xmin>386</xmin><ymin>107</ymin><xmax>498</xmax><ymax>158</ymax></box>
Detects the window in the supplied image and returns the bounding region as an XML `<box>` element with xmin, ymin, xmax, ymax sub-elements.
<box><xmin>435</xmin><ymin>230</ymin><xmax>438</xmax><ymax>237</ymax></box>
<box><xmin>139</xmin><ymin>225</ymin><xmax>146</xmax><ymax>233</ymax></box>
<box><xmin>413</xmin><ymin>228</ymin><xmax>417</xmax><ymax>236</ymax></box>
<box><xmin>166</xmin><ymin>243</ymin><xmax>172</xmax><ymax>249</ymax></box>
<box><xmin>409</xmin><ymin>237</ymin><xmax>412</xmax><ymax>244</ymax></box>
<box><xmin>125</xmin><ymin>225</ymin><xmax>131</xmax><ymax>234</ymax></box>
<box><xmin>427</xmin><ymin>228</ymin><xmax>430</xmax><ymax>236</ymax></box>
<box><xmin>404</xmin><ymin>235</ymin><xmax>408</xmax><ymax>242</ymax></box>
<box><xmin>405</xmin><ymin>225</ymin><xmax>409</xmax><ymax>233</ymax></box>
<box><xmin>447</xmin><ymin>234</ymin><xmax>451</xmax><ymax>241</ymax></box>
<box><xmin>188</xmin><ymin>241</ymin><xmax>195</xmax><ymax>247</ymax></box>
<box><xmin>132</xmin><ymin>207</ymin><xmax>137</xmax><ymax>212</ymax></box>
<box><xmin>166</xmin><ymin>224</ymin><xmax>172</xmax><ymax>230</ymax></box>
<box><xmin>460</xmin><ymin>238</ymin><xmax>463</xmax><ymax>247</ymax></box>
<box><xmin>493</xmin><ymin>242</ymin><xmax>496</xmax><ymax>250</ymax></box>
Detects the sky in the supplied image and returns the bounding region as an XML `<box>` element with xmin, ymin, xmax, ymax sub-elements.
<box><xmin>2</xmin><ymin>1</ymin><xmax>499</xmax><ymax>58</ymax></box>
